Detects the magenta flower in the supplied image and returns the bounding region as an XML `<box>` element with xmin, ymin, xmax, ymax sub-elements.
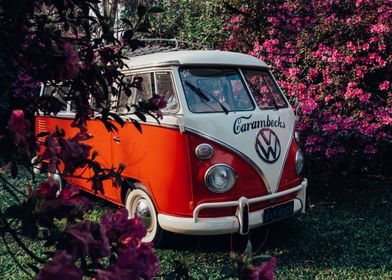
<box><xmin>379</xmin><ymin>80</ymin><xmax>390</xmax><ymax>91</ymax></box>
<box><xmin>7</xmin><ymin>110</ymin><xmax>30</xmax><ymax>153</ymax></box>
<box><xmin>100</xmin><ymin>208</ymin><xmax>147</xmax><ymax>246</ymax></box>
<box><xmin>35</xmin><ymin>251</ymin><xmax>82</xmax><ymax>280</ymax></box>
<box><xmin>250</xmin><ymin>257</ymin><xmax>277</xmax><ymax>280</ymax></box>
<box><xmin>364</xmin><ymin>145</ymin><xmax>377</xmax><ymax>154</ymax></box>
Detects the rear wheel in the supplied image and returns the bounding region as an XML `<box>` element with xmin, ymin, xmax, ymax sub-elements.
<box><xmin>125</xmin><ymin>185</ymin><xmax>163</xmax><ymax>245</ymax></box>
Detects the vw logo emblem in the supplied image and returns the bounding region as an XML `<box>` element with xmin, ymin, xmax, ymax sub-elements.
<box><xmin>255</xmin><ymin>128</ymin><xmax>281</xmax><ymax>163</ymax></box>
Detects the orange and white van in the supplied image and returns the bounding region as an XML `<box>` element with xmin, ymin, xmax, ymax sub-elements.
<box><xmin>34</xmin><ymin>50</ymin><xmax>307</xmax><ymax>243</ymax></box>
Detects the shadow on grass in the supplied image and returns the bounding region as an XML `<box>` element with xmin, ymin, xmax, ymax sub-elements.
<box><xmin>159</xmin><ymin>175</ymin><xmax>392</xmax><ymax>271</ymax></box>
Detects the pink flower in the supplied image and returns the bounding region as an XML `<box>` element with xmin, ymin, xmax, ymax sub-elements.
<box><xmin>250</xmin><ymin>257</ymin><xmax>277</xmax><ymax>280</ymax></box>
<box><xmin>345</xmin><ymin>56</ymin><xmax>354</xmax><ymax>64</ymax></box>
<box><xmin>301</xmin><ymin>98</ymin><xmax>318</xmax><ymax>114</ymax></box>
<box><xmin>230</xmin><ymin>16</ymin><xmax>240</xmax><ymax>24</ymax></box>
<box><xmin>7</xmin><ymin>110</ymin><xmax>30</xmax><ymax>154</ymax></box>
<box><xmin>308</xmin><ymin>68</ymin><xmax>318</xmax><ymax>80</ymax></box>
<box><xmin>370</xmin><ymin>24</ymin><xmax>389</xmax><ymax>34</ymax></box>
<box><xmin>322</xmin><ymin>123</ymin><xmax>338</xmax><ymax>133</ymax></box>
<box><xmin>379</xmin><ymin>81</ymin><xmax>390</xmax><ymax>91</ymax></box>
<box><xmin>364</xmin><ymin>145</ymin><xmax>376</xmax><ymax>154</ymax></box>
<box><xmin>325</xmin><ymin>148</ymin><xmax>336</xmax><ymax>158</ymax></box>
<box><xmin>325</xmin><ymin>95</ymin><xmax>333</xmax><ymax>102</ymax></box>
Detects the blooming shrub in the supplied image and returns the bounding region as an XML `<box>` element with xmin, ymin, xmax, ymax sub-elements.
<box><xmin>225</xmin><ymin>0</ymin><xmax>391</xmax><ymax>173</ymax></box>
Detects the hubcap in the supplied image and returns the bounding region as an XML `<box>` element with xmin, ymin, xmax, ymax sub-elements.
<box><xmin>135</xmin><ymin>199</ymin><xmax>151</xmax><ymax>230</ymax></box>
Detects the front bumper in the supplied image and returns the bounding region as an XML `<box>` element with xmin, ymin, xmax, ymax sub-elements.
<box><xmin>158</xmin><ymin>178</ymin><xmax>307</xmax><ymax>235</ymax></box>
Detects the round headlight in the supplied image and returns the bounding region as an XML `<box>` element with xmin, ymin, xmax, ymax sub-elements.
<box><xmin>295</xmin><ymin>150</ymin><xmax>304</xmax><ymax>175</ymax></box>
<box><xmin>205</xmin><ymin>164</ymin><xmax>237</xmax><ymax>193</ymax></box>
<box><xmin>195</xmin><ymin>144</ymin><xmax>214</xmax><ymax>160</ymax></box>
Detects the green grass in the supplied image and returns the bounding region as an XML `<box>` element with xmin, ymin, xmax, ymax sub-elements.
<box><xmin>1</xmin><ymin>172</ymin><xmax>391</xmax><ymax>279</ymax></box>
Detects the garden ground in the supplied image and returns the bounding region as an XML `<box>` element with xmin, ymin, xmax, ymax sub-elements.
<box><xmin>1</xmin><ymin>173</ymin><xmax>391</xmax><ymax>279</ymax></box>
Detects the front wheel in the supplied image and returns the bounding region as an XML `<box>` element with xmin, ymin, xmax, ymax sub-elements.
<box><xmin>125</xmin><ymin>186</ymin><xmax>163</xmax><ymax>245</ymax></box>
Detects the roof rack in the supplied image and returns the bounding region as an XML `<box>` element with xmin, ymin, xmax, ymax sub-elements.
<box><xmin>127</xmin><ymin>38</ymin><xmax>212</xmax><ymax>57</ymax></box>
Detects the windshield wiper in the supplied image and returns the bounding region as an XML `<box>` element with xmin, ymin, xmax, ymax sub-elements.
<box><xmin>245</xmin><ymin>78</ymin><xmax>279</xmax><ymax>111</ymax></box>
<box><xmin>184</xmin><ymin>81</ymin><xmax>229</xmax><ymax>114</ymax></box>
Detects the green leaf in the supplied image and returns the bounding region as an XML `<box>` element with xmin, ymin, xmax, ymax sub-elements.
<box><xmin>27</xmin><ymin>264</ymin><xmax>40</xmax><ymax>274</ymax></box>
<box><xmin>244</xmin><ymin>240</ymin><xmax>252</xmax><ymax>258</ymax></box>
<box><xmin>4</xmin><ymin>205</ymin><xmax>24</xmax><ymax>219</ymax></box>
<box><xmin>123</xmin><ymin>29</ymin><xmax>134</xmax><ymax>43</ymax></box>
<box><xmin>136</xmin><ymin>19</ymin><xmax>151</xmax><ymax>33</ymax></box>
<box><xmin>36</xmin><ymin>131</ymin><xmax>49</xmax><ymax>138</ymax></box>
<box><xmin>11</xmin><ymin>161</ymin><xmax>18</xmax><ymax>178</ymax></box>
<box><xmin>135</xmin><ymin>111</ymin><xmax>146</xmax><ymax>122</ymax></box>
<box><xmin>109</xmin><ymin>112</ymin><xmax>125</xmax><ymax>127</ymax></box>
<box><xmin>21</xmin><ymin>218</ymin><xmax>38</xmax><ymax>238</ymax></box>
<box><xmin>131</xmin><ymin>119</ymin><xmax>142</xmax><ymax>133</ymax></box>
<box><xmin>121</xmin><ymin>18</ymin><xmax>133</xmax><ymax>28</ymax></box>
<box><xmin>137</xmin><ymin>5</ymin><xmax>147</xmax><ymax>18</ymax></box>
<box><xmin>147</xmin><ymin>6</ymin><xmax>165</xmax><ymax>13</ymax></box>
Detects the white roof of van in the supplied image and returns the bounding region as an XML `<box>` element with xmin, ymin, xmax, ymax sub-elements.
<box><xmin>123</xmin><ymin>50</ymin><xmax>269</xmax><ymax>69</ymax></box>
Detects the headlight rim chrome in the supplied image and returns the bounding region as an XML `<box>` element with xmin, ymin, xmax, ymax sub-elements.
<box><xmin>295</xmin><ymin>149</ymin><xmax>304</xmax><ymax>175</ymax></box>
<box><xmin>204</xmin><ymin>163</ymin><xmax>237</xmax><ymax>193</ymax></box>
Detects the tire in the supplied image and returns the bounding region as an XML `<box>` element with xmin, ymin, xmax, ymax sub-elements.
<box><xmin>125</xmin><ymin>185</ymin><xmax>163</xmax><ymax>245</ymax></box>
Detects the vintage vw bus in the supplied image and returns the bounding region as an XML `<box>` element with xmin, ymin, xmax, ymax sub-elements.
<box><xmin>34</xmin><ymin>50</ymin><xmax>307</xmax><ymax>244</ymax></box>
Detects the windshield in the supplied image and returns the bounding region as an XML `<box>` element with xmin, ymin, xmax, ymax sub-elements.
<box><xmin>179</xmin><ymin>67</ymin><xmax>255</xmax><ymax>113</ymax></box>
<box><xmin>242</xmin><ymin>69</ymin><xmax>288</xmax><ymax>109</ymax></box>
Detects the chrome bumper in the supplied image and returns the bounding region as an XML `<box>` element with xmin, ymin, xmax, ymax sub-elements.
<box><xmin>158</xmin><ymin>178</ymin><xmax>308</xmax><ymax>235</ymax></box>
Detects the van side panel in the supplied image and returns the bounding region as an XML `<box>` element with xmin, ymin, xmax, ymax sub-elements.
<box><xmin>113</xmin><ymin>123</ymin><xmax>193</xmax><ymax>216</ymax></box>
<box><xmin>35</xmin><ymin>116</ymin><xmax>119</xmax><ymax>203</ymax></box>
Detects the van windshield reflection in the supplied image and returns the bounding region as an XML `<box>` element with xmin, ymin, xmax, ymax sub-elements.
<box><xmin>179</xmin><ymin>67</ymin><xmax>255</xmax><ymax>113</ymax></box>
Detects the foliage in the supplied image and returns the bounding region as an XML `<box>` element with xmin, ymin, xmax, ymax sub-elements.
<box><xmin>135</xmin><ymin>0</ymin><xmax>229</xmax><ymax>49</ymax></box>
<box><xmin>0</xmin><ymin>0</ymin><xmax>166</xmax><ymax>278</ymax></box>
<box><xmin>224</xmin><ymin>0</ymin><xmax>391</xmax><ymax>174</ymax></box>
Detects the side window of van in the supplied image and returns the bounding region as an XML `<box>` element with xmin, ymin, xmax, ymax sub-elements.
<box><xmin>43</xmin><ymin>85</ymin><xmax>69</xmax><ymax>112</ymax></box>
<box><xmin>156</xmin><ymin>71</ymin><xmax>179</xmax><ymax>113</ymax></box>
<box><xmin>135</xmin><ymin>73</ymin><xmax>155</xmax><ymax>103</ymax></box>
<box><xmin>118</xmin><ymin>71</ymin><xmax>179</xmax><ymax>114</ymax></box>
<box><xmin>117</xmin><ymin>75</ymin><xmax>135</xmax><ymax>114</ymax></box>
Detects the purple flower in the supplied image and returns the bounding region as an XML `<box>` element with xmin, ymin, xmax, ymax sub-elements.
<box><xmin>41</xmin><ymin>134</ymin><xmax>61</xmax><ymax>174</ymax></box>
<box><xmin>66</xmin><ymin>221</ymin><xmax>110</xmax><ymax>261</ymax></box>
<box><xmin>250</xmin><ymin>257</ymin><xmax>277</xmax><ymax>280</ymax></box>
<box><xmin>7</xmin><ymin>110</ymin><xmax>30</xmax><ymax>154</ymax></box>
<box><xmin>38</xmin><ymin>181</ymin><xmax>58</xmax><ymax>198</ymax></box>
<box><xmin>100</xmin><ymin>208</ymin><xmax>147</xmax><ymax>246</ymax></box>
<box><xmin>58</xmin><ymin>42</ymin><xmax>80</xmax><ymax>80</ymax></box>
<box><xmin>34</xmin><ymin>251</ymin><xmax>82</xmax><ymax>280</ymax></box>
<box><xmin>96</xmin><ymin>245</ymin><xmax>159</xmax><ymax>280</ymax></box>
<box><xmin>152</xmin><ymin>95</ymin><xmax>167</xmax><ymax>109</ymax></box>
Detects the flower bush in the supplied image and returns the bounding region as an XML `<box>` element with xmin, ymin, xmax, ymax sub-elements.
<box><xmin>225</xmin><ymin>0</ymin><xmax>391</xmax><ymax>173</ymax></box>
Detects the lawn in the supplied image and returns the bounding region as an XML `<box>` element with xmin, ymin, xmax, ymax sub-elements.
<box><xmin>1</xmin><ymin>173</ymin><xmax>391</xmax><ymax>279</ymax></box>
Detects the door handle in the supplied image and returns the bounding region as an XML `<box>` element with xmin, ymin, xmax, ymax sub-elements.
<box><xmin>113</xmin><ymin>136</ymin><xmax>121</xmax><ymax>143</ymax></box>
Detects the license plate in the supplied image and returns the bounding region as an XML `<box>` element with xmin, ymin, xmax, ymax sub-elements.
<box><xmin>263</xmin><ymin>201</ymin><xmax>294</xmax><ymax>223</ymax></box>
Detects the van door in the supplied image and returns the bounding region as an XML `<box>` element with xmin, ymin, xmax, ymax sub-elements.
<box><xmin>112</xmin><ymin>71</ymin><xmax>184</xmax><ymax>206</ymax></box>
